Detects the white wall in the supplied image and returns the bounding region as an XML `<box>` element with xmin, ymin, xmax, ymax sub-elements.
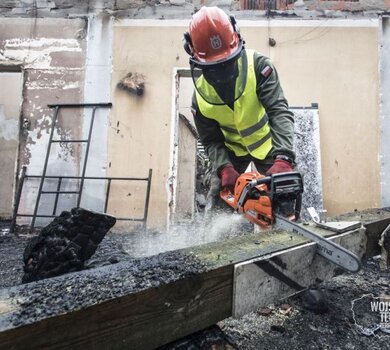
<box><xmin>380</xmin><ymin>16</ymin><xmax>390</xmax><ymax>208</ymax></box>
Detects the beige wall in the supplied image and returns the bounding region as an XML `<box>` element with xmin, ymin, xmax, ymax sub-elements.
<box><xmin>257</xmin><ymin>22</ymin><xmax>380</xmax><ymax>215</ymax></box>
<box><xmin>110</xmin><ymin>25</ymin><xmax>183</xmax><ymax>229</ymax></box>
<box><xmin>110</xmin><ymin>19</ymin><xmax>380</xmax><ymax>229</ymax></box>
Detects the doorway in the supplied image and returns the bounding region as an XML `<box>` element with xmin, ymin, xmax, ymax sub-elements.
<box><xmin>169</xmin><ymin>70</ymin><xmax>210</xmax><ymax>226</ymax></box>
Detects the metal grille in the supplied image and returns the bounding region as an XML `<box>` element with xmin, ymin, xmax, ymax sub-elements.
<box><xmin>10</xmin><ymin>103</ymin><xmax>152</xmax><ymax>233</ymax></box>
<box><xmin>239</xmin><ymin>0</ymin><xmax>277</xmax><ymax>10</ymax></box>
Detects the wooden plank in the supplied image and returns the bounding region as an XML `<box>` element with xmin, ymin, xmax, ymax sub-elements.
<box><xmin>233</xmin><ymin>228</ymin><xmax>366</xmax><ymax>317</ymax></box>
<box><xmin>0</xmin><ymin>215</ymin><xmax>383</xmax><ymax>350</ymax></box>
<box><xmin>0</xmin><ymin>266</ymin><xmax>232</xmax><ymax>350</ymax></box>
<box><xmin>313</xmin><ymin>221</ymin><xmax>361</xmax><ymax>233</ymax></box>
<box><xmin>189</xmin><ymin>222</ymin><xmax>360</xmax><ymax>268</ymax></box>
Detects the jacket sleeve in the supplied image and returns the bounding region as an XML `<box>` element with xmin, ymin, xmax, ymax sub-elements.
<box><xmin>192</xmin><ymin>93</ymin><xmax>232</xmax><ymax>175</ymax></box>
<box><xmin>254</xmin><ymin>52</ymin><xmax>295</xmax><ymax>161</ymax></box>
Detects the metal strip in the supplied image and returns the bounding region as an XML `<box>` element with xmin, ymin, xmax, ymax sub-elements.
<box><xmin>52</xmin><ymin>177</ymin><xmax>63</xmax><ymax>216</ymax></box>
<box><xmin>42</xmin><ymin>190</ymin><xmax>79</xmax><ymax>194</ymax></box>
<box><xmin>47</xmin><ymin>103</ymin><xmax>112</xmax><ymax>108</ymax></box>
<box><xmin>25</xmin><ymin>175</ymin><xmax>150</xmax><ymax>181</ymax></box>
<box><xmin>254</xmin><ymin>260</ymin><xmax>305</xmax><ymax>290</ymax></box>
<box><xmin>142</xmin><ymin>169</ymin><xmax>153</xmax><ymax>228</ymax></box>
<box><xmin>76</xmin><ymin>106</ymin><xmax>97</xmax><ymax>208</ymax></box>
<box><xmin>51</xmin><ymin>140</ymin><xmax>88</xmax><ymax>143</ymax></box>
<box><xmin>30</xmin><ymin>106</ymin><xmax>59</xmax><ymax>233</ymax></box>
<box><xmin>104</xmin><ymin>178</ymin><xmax>112</xmax><ymax>213</ymax></box>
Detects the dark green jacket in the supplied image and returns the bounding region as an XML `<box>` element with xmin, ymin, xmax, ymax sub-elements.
<box><xmin>192</xmin><ymin>50</ymin><xmax>295</xmax><ymax>174</ymax></box>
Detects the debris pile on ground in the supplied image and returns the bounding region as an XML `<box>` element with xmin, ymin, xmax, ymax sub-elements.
<box><xmin>0</xmin><ymin>229</ymin><xmax>28</xmax><ymax>288</ymax></box>
<box><xmin>379</xmin><ymin>224</ymin><xmax>390</xmax><ymax>270</ymax></box>
<box><xmin>10</xmin><ymin>250</ymin><xmax>207</xmax><ymax>327</ymax></box>
<box><xmin>0</xmin><ymin>209</ymin><xmax>389</xmax><ymax>349</ymax></box>
<box><xmin>21</xmin><ymin>208</ymin><xmax>116</xmax><ymax>283</ymax></box>
<box><xmin>158</xmin><ymin>325</ymin><xmax>237</xmax><ymax>350</ymax></box>
<box><xmin>159</xmin><ymin>257</ymin><xmax>389</xmax><ymax>350</ymax></box>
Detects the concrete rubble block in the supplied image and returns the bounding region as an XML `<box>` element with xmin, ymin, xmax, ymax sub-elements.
<box><xmin>22</xmin><ymin>207</ymin><xmax>116</xmax><ymax>283</ymax></box>
<box><xmin>379</xmin><ymin>224</ymin><xmax>390</xmax><ymax>270</ymax></box>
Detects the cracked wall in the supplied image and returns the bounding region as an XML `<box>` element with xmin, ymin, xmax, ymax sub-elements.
<box><xmin>0</xmin><ymin>17</ymin><xmax>87</xmax><ymax>222</ymax></box>
<box><xmin>0</xmin><ymin>2</ymin><xmax>387</xmax><ymax>229</ymax></box>
<box><xmin>0</xmin><ymin>0</ymin><xmax>390</xmax><ymax>18</ymax></box>
<box><xmin>110</xmin><ymin>19</ymin><xmax>380</xmax><ymax>229</ymax></box>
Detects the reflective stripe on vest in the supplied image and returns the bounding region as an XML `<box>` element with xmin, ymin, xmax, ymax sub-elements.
<box><xmin>195</xmin><ymin>49</ymin><xmax>272</xmax><ymax>159</ymax></box>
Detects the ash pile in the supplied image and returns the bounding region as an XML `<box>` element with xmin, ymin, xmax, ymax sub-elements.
<box><xmin>22</xmin><ymin>208</ymin><xmax>116</xmax><ymax>283</ymax></box>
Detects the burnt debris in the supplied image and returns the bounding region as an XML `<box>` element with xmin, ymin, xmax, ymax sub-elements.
<box><xmin>12</xmin><ymin>251</ymin><xmax>207</xmax><ymax>327</ymax></box>
<box><xmin>157</xmin><ymin>325</ymin><xmax>238</xmax><ymax>350</ymax></box>
<box><xmin>22</xmin><ymin>208</ymin><xmax>116</xmax><ymax>283</ymax></box>
<box><xmin>117</xmin><ymin>72</ymin><xmax>145</xmax><ymax>96</ymax></box>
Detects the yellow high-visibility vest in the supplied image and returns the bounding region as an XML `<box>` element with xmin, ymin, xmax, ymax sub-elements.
<box><xmin>196</xmin><ymin>49</ymin><xmax>272</xmax><ymax>159</ymax></box>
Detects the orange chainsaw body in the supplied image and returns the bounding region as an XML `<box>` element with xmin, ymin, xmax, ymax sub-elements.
<box><xmin>220</xmin><ymin>171</ymin><xmax>274</xmax><ymax>228</ymax></box>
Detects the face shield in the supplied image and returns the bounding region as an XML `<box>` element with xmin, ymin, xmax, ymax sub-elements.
<box><xmin>190</xmin><ymin>49</ymin><xmax>248</xmax><ymax>106</ymax></box>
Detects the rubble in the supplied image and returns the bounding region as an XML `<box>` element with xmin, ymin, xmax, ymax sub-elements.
<box><xmin>159</xmin><ymin>258</ymin><xmax>389</xmax><ymax>349</ymax></box>
<box><xmin>10</xmin><ymin>250</ymin><xmax>207</xmax><ymax>328</ymax></box>
<box><xmin>0</xmin><ymin>209</ymin><xmax>389</xmax><ymax>349</ymax></box>
<box><xmin>378</xmin><ymin>224</ymin><xmax>390</xmax><ymax>270</ymax></box>
<box><xmin>21</xmin><ymin>208</ymin><xmax>116</xmax><ymax>283</ymax></box>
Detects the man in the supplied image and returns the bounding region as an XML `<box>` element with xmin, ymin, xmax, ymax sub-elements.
<box><xmin>183</xmin><ymin>6</ymin><xmax>295</xmax><ymax>209</ymax></box>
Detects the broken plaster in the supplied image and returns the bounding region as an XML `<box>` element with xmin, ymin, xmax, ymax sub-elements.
<box><xmin>2</xmin><ymin>38</ymin><xmax>82</xmax><ymax>69</ymax></box>
<box><xmin>0</xmin><ymin>105</ymin><xmax>19</xmax><ymax>141</ymax></box>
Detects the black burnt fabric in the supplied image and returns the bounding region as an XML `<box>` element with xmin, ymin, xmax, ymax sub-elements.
<box><xmin>22</xmin><ymin>208</ymin><xmax>116</xmax><ymax>283</ymax></box>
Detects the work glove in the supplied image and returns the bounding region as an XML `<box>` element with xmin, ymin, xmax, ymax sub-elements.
<box><xmin>266</xmin><ymin>155</ymin><xmax>293</xmax><ymax>176</ymax></box>
<box><xmin>220</xmin><ymin>164</ymin><xmax>239</xmax><ymax>193</ymax></box>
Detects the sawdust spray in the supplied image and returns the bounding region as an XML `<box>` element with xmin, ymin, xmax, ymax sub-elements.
<box><xmin>123</xmin><ymin>212</ymin><xmax>253</xmax><ymax>258</ymax></box>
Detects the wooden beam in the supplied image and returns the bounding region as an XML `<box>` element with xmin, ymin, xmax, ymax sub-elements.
<box><xmin>0</xmin><ymin>214</ymin><xmax>386</xmax><ymax>350</ymax></box>
<box><xmin>0</xmin><ymin>267</ymin><xmax>233</xmax><ymax>350</ymax></box>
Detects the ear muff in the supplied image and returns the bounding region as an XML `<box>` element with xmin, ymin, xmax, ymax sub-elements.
<box><xmin>183</xmin><ymin>31</ymin><xmax>193</xmax><ymax>56</ymax></box>
<box><xmin>229</xmin><ymin>15</ymin><xmax>241</xmax><ymax>40</ymax></box>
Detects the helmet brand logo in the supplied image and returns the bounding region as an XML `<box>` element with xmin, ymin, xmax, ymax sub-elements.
<box><xmin>210</xmin><ymin>35</ymin><xmax>222</xmax><ymax>50</ymax></box>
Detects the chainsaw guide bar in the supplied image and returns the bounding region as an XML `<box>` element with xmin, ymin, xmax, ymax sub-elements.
<box><xmin>274</xmin><ymin>214</ymin><xmax>361</xmax><ymax>272</ymax></box>
<box><xmin>220</xmin><ymin>171</ymin><xmax>361</xmax><ymax>272</ymax></box>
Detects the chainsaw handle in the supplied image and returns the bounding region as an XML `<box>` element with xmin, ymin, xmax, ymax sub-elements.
<box><xmin>252</xmin><ymin>176</ymin><xmax>271</xmax><ymax>186</ymax></box>
<box><xmin>269</xmin><ymin>172</ymin><xmax>304</xmax><ymax>221</ymax></box>
<box><xmin>252</xmin><ymin>172</ymin><xmax>303</xmax><ymax>192</ymax></box>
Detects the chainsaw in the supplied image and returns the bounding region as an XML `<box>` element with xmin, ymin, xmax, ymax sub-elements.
<box><xmin>220</xmin><ymin>171</ymin><xmax>361</xmax><ymax>272</ymax></box>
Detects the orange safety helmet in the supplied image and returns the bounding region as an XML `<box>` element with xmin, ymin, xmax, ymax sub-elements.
<box><xmin>183</xmin><ymin>6</ymin><xmax>244</xmax><ymax>66</ymax></box>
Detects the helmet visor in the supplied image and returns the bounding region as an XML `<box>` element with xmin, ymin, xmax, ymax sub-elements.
<box><xmin>191</xmin><ymin>49</ymin><xmax>248</xmax><ymax>106</ymax></box>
